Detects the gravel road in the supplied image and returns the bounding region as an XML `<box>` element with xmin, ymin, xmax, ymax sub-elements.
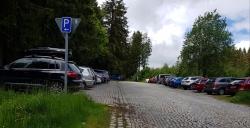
<box><xmin>84</xmin><ymin>81</ymin><xmax>250</xmax><ymax>128</ymax></box>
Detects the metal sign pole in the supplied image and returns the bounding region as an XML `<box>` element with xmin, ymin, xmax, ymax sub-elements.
<box><xmin>55</xmin><ymin>17</ymin><xmax>81</xmax><ymax>93</ymax></box>
<box><xmin>64</xmin><ymin>33</ymin><xmax>68</xmax><ymax>92</ymax></box>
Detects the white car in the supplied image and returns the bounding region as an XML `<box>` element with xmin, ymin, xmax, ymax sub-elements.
<box><xmin>79</xmin><ymin>66</ymin><xmax>96</xmax><ymax>88</ymax></box>
<box><xmin>181</xmin><ymin>76</ymin><xmax>202</xmax><ymax>90</ymax></box>
<box><xmin>95</xmin><ymin>74</ymin><xmax>102</xmax><ymax>84</ymax></box>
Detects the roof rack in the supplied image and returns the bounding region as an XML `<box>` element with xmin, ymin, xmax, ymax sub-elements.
<box><xmin>25</xmin><ymin>47</ymin><xmax>72</xmax><ymax>58</ymax></box>
<box><xmin>24</xmin><ymin>55</ymin><xmax>64</xmax><ymax>60</ymax></box>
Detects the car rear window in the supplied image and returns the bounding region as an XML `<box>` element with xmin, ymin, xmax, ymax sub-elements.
<box><xmin>68</xmin><ymin>63</ymin><xmax>81</xmax><ymax>73</ymax></box>
<box><xmin>80</xmin><ymin>68</ymin><xmax>90</xmax><ymax>75</ymax></box>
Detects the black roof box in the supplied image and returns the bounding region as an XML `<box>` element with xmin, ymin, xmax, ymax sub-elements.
<box><xmin>25</xmin><ymin>47</ymin><xmax>72</xmax><ymax>58</ymax></box>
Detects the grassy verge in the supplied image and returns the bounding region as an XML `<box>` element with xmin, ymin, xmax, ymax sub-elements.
<box><xmin>0</xmin><ymin>90</ymin><xmax>110</xmax><ymax>128</ymax></box>
<box><xmin>213</xmin><ymin>91</ymin><xmax>250</xmax><ymax>106</ymax></box>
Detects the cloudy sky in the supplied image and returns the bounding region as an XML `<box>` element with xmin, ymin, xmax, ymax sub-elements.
<box><xmin>97</xmin><ymin>0</ymin><xmax>250</xmax><ymax>68</ymax></box>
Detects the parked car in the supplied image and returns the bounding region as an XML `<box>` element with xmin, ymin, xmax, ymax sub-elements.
<box><xmin>164</xmin><ymin>76</ymin><xmax>175</xmax><ymax>86</ymax></box>
<box><xmin>148</xmin><ymin>76</ymin><xmax>157</xmax><ymax>83</ymax></box>
<box><xmin>193</xmin><ymin>78</ymin><xmax>209</xmax><ymax>92</ymax></box>
<box><xmin>226</xmin><ymin>77</ymin><xmax>250</xmax><ymax>95</ymax></box>
<box><xmin>157</xmin><ymin>74</ymin><xmax>171</xmax><ymax>84</ymax></box>
<box><xmin>181</xmin><ymin>76</ymin><xmax>202</xmax><ymax>90</ymax></box>
<box><xmin>111</xmin><ymin>74</ymin><xmax>122</xmax><ymax>80</ymax></box>
<box><xmin>94</xmin><ymin>69</ymin><xmax>110</xmax><ymax>83</ymax></box>
<box><xmin>169</xmin><ymin>77</ymin><xmax>183</xmax><ymax>88</ymax></box>
<box><xmin>1</xmin><ymin>56</ymin><xmax>83</xmax><ymax>92</ymax></box>
<box><xmin>204</xmin><ymin>77</ymin><xmax>235</xmax><ymax>95</ymax></box>
<box><xmin>79</xmin><ymin>66</ymin><xmax>96</xmax><ymax>88</ymax></box>
<box><xmin>95</xmin><ymin>74</ymin><xmax>102</xmax><ymax>84</ymax></box>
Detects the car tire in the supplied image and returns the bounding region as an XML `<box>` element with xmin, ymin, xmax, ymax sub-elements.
<box><xmin>207</xmin><ymin>92</ymin><xmax>212</xmax><ymax>95</ymax></box>
<box><xmin>183</xmin><ymin>86</ymin><xmax>187</xmax><ymax>90</ymax></box>
<box><xmin>218</xmin><ymin>89</ymin><xmax>225</xmax><ymax>95</ymax></box>
<box><xmin>49</xmin><ymin>81</ymin><xmax>63</xmax><ymax>93</ymax></box>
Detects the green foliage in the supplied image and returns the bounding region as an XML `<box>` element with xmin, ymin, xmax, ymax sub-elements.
<box><xmin>223</xmin><ymin>47</ymin><xmax>250</xmax><ymax>77</ymax></box>
<box><xmin>127</xmin><ymin>31</ymin><xmax>152</xmax><ymax>77</ymax></box>
<box><xmin>230</xmin><ymin>91</ymin><xmax>250</xmax><ymax>105</ymax></box>
<box><xmin>0</xmin><ymin>0</ymin><xmax>153</xmax><ymax>78</ymax></box>
<box><xmin>131</xmin><ymin>65</ymin><xmax>177</xmax><ymax>81</ymax></box>
<box><xmin>179</xmin><ymin>10</ymin><xmax>233</xmax><ymax>77</ymax></box>
<box><xmin>0</xmin><ymin>0</ymin><xmax>109</xmax><ymax>70</ymax></box>
<box><xmin>102</xmin><ymin>0</ymin><xmax>130</xmax><ymax>76</ymax></box>
<box><xmin>0</xmin><ymin>90</ymin><xmax>109</xmax><ymax>128</ymax></box>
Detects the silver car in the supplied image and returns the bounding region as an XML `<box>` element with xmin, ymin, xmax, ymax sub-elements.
<box><xmin>181</xmin><ymin>76</ymin><xmax>202</xmax><ymax>90</ymax></box>
<box><xmin>79</xmin><ymin>66</ymin><xmax>96</xmax><ymax>88</ymax></box>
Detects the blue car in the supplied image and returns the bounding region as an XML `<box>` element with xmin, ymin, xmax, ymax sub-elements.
<box><xmin>170</xmin><ymin>77</ymin><xmax>183</xmax><ymax>88</ymax></box>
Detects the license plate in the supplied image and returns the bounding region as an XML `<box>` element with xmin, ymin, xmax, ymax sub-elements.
<box><xmin>230</xmin><ymin>86</ymin><xmax>236</xmax><ymax>89</ymax></box>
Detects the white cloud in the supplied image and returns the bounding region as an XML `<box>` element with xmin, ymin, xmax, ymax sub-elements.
<box><xmin>97</xmin><ymin>0</ymin><xmax>250</xmax><ymax>68</ymax></box>
<box><xmin>235</xmin><ymin>40</ymin><xmax>250</xmax><ymax>50</ymax></box>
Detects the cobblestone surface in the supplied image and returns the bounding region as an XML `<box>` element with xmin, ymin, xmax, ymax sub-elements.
<box><xmin>85</xmin><ymin>81</ymin><xmax>250</xmax><ymax>128</ymax></box>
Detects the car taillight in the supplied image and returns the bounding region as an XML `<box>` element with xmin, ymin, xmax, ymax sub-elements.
<box><xmin>67</xmin><ymin>71</ymin><xmax>80</xmax><ymax>80</ymax></box>
<box><xmin>239</xmin><ymin>84</ymin><xmax>245</xmax><ymax>91</ymax></box>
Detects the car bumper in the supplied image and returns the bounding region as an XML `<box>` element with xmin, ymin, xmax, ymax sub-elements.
<box><xmin>69</xmin><ymin>79</ymin><xmax>83</xmax><ymax>90</ymax></box>
<box><xmin>195</xmin><ymin>85</ymin><xmax>204</xmax><ymax>91</ymax></box>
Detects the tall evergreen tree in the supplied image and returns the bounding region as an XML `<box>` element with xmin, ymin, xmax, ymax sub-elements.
<box><xmin>102</xmin><ymin>0</ymin><xmax>129</xmax><ymax>76</ymax></box>
<box><xmin>127</xmin><ymin>31</ymin><xmax>152</xmax><ymax>76</ymax></box>
<box><xmin>140</xmin><ymin>33</ymin><xmax>152</xmax><ymax>69</ymax></box>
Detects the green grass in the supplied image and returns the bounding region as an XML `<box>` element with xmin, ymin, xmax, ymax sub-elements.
<box><xmin>230</xmin><ymin>91</ymin><xmax>250</xmax><ymax>105</ymax></box>
<box><xmin>213</xmin><ymin>91</ymin><xmax>250</xmax><ymax>106</ymax></box>
<box><xmin>0</xmin><ymin>90</ymin><xmax>110</xmax><ymax>128</ymax></box>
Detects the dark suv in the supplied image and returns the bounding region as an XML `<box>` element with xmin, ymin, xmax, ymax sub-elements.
<box><xmin>0</xmin><ymin>56</ymin><xmax>83</xmax><ymax>91</ymax></box>
<box><xmin>204</xmin><ymin>77</ymin><xmax>235</xmax><ymax>95</ymax></box>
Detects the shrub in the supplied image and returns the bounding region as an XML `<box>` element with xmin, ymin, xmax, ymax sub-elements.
<box><xmin>231</xmin><ymin>91</ymin><xmax>250</xmax><ymax>105</ymax></box>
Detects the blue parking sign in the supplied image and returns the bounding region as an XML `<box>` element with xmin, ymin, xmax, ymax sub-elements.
<box><xmin>61</xmin><ymin>17</ymin><xmax>72</xmax><ymax>33</ymax></box>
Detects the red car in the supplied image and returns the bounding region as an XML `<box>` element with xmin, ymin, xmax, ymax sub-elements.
<box><xmin>226</xmin><ymin>77</ymin><xmax>250</xmax><ymax>95</ymax></box>
<box><xmin>193</xmin><ymin>78</ymin><xmax>209</xmax><ymax>92</ymax></box>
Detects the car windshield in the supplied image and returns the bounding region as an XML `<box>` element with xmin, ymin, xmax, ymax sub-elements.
<box><xmin>191</xmin><ymin>77</ymin><xmax>197</xmax><ymax>80</ymax></box>
<box><xmin>9</xmin><ymin>58</ymin><xmax>33</xmax><ymax>68</ymax></box>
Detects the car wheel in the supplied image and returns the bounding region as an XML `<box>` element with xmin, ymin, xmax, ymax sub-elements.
<box><xmin>49</xmin><ymin>81</ymin><xmax>63</xmax><ymax>93</ymax></box>
<box><xmin>207</xmin><ymin>92</ymin><xmax>212</xmax><ymax>95</ymax></box>
<box><xmin>80</xmin><ymin>82</ymin><xmax>86</xmax><ymax>90</ymax></box>
<box><xmin>183</xmin><ymin>86</ymin><xmax>187</xmax><ymax>90</ymax></box>
<box><xmin>218</xmin><ymin>89</ymin><xmax>225</xmax><ymax>95</ymax></box>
